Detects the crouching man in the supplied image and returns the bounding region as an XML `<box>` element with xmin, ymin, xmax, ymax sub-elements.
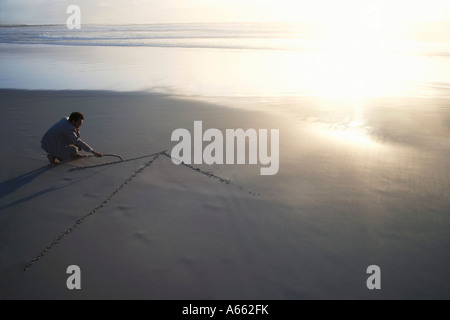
<box><xmin>41</xmin><ymin>112</ymin><xmax>103</xmax><ymax>164</ymax></box>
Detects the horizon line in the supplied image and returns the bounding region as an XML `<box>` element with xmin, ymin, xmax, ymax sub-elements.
<box><xmin>2</xmin><ymin>20</ymin><xmax>450</xmax><ymax>27</ymax></box>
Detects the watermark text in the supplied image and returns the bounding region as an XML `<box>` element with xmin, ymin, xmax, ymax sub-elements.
<box><xmin>171</xmin><ymin>121</ymin><xmax>279</xmax><ymax>175</ymax></box>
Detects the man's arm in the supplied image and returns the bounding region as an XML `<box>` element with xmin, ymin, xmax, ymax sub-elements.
<box><xmin>68</xmin><ymin>129</ymin><xmax>93</xmax><ymax>152</ymax></box>
<box><xmin>67</xmin><ymin>128</ymin><xmax>102</xmax><ymax>157</ymax></box>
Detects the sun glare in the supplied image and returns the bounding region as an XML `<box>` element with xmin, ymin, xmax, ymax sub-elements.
<box><xmin>329</xmin><ymin>120</ymin><xmax>375</xmax><ymax>147</ymax></box>
<box><xmin>295</xmin><ymin>12</ymin><xmax>421</xmax><ymax>99</ymax></box>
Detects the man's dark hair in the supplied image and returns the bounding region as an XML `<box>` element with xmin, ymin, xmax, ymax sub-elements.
<box><xmin>69</xmin><ymin>112</ymin><xmax>84</xmax><ymax>122</ymax></box>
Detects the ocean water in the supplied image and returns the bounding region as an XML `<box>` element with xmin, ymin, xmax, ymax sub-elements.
<box><xmin>0</xmin><ymin>23</ymin><xmax>318</xmax><ymax>49</ymax></box>
<box><xmin>1</xmin><ymin>22</ymin><xmax>450</xmax><ymax>100</ymax></box>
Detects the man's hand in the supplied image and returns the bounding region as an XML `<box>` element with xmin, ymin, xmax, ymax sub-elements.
<box><xmin>92</xmin><ymin>150</ymin><xmax>103</xmax><ymax>158</ymax></box>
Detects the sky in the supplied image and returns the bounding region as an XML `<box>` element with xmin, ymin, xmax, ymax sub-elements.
<box><xmin>0</xmin><ymin>0</ymin><xmax>449</xmax><ymax>25</ymax></box>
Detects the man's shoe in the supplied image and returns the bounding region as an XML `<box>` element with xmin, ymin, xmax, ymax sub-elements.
<box><xmin>47</xmin><ymin>154</ymin><xmax>57</xmax><ymax>165</ymax></box>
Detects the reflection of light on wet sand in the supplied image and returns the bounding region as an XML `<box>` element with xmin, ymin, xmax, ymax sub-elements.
<box><xmin>304</xmin><ymin>98</ymin><xmax>380</xmax><ymax>149</ymax></box>
<box><xmin>329</xmin><ymin>99</ymin><xmax>376</xmax><ymax>147</ymax></box>
<box><xmin>326</xmin><ymin>121</ymin><xmax>376</xmax><ymax>147</ymax></box>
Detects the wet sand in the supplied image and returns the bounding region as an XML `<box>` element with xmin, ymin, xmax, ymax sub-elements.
<box><xmin>0</xmin><ymin>89</ymin><xmax>449</xmax><ymax>299</ymax></box>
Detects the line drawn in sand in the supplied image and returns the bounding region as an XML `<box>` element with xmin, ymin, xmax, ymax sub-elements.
<box><xmin>24</xmin><ymin>150</ymin><xmax>260</xmax><ymax>271</ymax></box>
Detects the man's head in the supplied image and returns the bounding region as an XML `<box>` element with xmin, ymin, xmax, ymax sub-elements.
<box><xmin>69</xmin><ymin>112</ymin><xmax>84</xmax><ymax>129</ymax></box>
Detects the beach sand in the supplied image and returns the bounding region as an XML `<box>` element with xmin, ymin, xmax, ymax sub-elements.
<box><xmin>0</xmin><ymin>89</ymin><xmax>449</xmax><ymax>299</ymax></box>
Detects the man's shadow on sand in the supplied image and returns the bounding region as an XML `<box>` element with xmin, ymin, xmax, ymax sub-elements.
<box><xmin>0</xmin><ymin>166</ymin><xmax>51</xmax><ymax>200</ymax></box>
<box><xmin>0</xmin><ymin>164</ymin><xmax>103</xmax><ymax>212</ymax></box>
